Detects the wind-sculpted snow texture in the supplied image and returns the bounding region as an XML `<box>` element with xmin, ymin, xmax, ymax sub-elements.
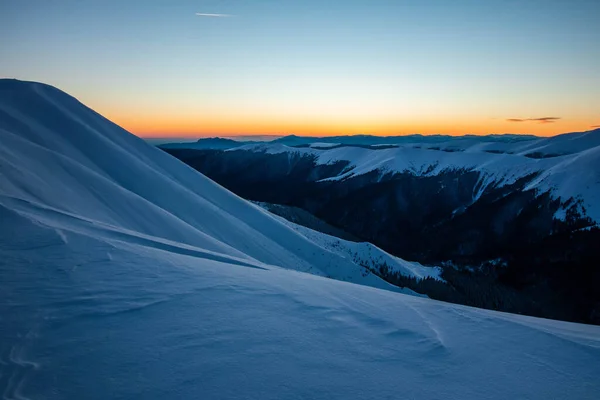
<box><xmin>1</xmin><ymin>80</ymin><xmax>600</xmax><ymax>399</ymax></box>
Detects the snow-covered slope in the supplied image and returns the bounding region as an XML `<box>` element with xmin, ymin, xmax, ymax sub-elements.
<box><xmin>255</xmin><ymin>203</ymin><xmax>442</xmax><ymax>281</ymax></box>
<box><xmin>269</xmin><ymin>132</ymin><xmax>598</xmax><ymax>156</ymax></box>
<box><xmin>0</xmin><ymin>79</ymin><xmax>432</xmax><ymax>293</ymax></box>
<box><xmin>235</xmin><ymin>131</ymin><xmax>600</xmax><ymax>222</ymax></box>
<box><xmin>2</xmin><ymin>80</ymin><xmax>600</xmax><ymax>399</ymax></box>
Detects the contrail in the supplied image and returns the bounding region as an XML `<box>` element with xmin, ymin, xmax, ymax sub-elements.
<box><xmin>196</xmin><ymin>13</ymin><xmax>232</xmax><ymax>18</ymax></box>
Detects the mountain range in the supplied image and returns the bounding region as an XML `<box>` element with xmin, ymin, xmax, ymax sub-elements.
<box><xmin>161</xmin><ymin>127</ymin><xmax>600</xmax><ymax>323</ymax></box>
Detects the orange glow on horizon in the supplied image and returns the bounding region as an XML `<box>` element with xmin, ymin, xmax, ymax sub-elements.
<box><xmin>105</xmin><ymin>112</ymin><xmax>596</xmax><ymax>138</ymax></box>
<box><xmin>85</xmin><ymin>81</ymin><xmax>599</xmax><ymax>140</ymax></box>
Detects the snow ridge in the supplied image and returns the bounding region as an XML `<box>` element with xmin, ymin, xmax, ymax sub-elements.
<box><xmin>0</xmin><ymin>79</ymin><xmax>429</xmax><ymax>291</ymax></box>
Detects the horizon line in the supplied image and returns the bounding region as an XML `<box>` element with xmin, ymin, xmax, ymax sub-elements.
<box><xmin>132</xmin><ymin>126</ymin><xmax>599</xmax><ymax>139</ymax></box>
<box><xmin>136</xmin><ymin>132</ymin><xmax>553</xmax><ymax>139</ymax></box>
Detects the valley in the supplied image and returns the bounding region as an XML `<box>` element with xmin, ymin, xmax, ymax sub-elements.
<box><xmin>162</xmin><ymin>134</ymin><xmax>600</xmax><ymax>323</ymax></box>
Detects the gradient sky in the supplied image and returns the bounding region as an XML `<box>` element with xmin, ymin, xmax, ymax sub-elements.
<box><xmin>1</xmin><ymin>0</ymin><xmax>599</xmax><ymax>137</ymax></box>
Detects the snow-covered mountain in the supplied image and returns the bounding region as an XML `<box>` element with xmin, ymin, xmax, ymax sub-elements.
<box><xmin>235</xmin><ymin>131</ymin><xmax>600</xmax><ymax>223</ymax></box>
<box><xmin>0</xmin><ymin>79</ymin><xmax>440</xmax><ymax>293</ymax></box>
<box><xmin>2</xmin><ymin>80</ymin><xmax>600</xmax><ymax>399</ymax></box>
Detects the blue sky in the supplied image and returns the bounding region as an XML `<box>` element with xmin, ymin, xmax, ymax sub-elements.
<box><xmin>1</xmin><ymin>0</ymin><xmax>599</xmax><ymax>136</ymax></box>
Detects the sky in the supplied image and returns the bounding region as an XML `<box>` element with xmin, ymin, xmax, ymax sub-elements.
<box><xmin>1</xmin><ymin>0</ymin><xmax>599</xmax><ymax>137</ymax></box>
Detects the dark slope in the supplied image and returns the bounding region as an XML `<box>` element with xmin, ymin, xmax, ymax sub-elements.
<box><xmin>162</xmin><ymin>147</ymin><xmax>600</xmax><ymax>324</ymax></box>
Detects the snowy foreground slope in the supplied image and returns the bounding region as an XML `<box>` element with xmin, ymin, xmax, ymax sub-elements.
<box><xmin>1</xmin><ymin>80</ymin><xmax>600</xmax><ymax>399</ymax></box>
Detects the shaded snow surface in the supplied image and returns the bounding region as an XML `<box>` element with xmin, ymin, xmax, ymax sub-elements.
<box><xmin>1</xmin><ymin>80</ymin><xmax>600</xmax><ymax>399</ymax></box>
